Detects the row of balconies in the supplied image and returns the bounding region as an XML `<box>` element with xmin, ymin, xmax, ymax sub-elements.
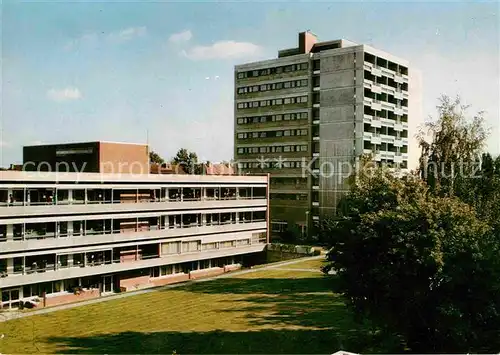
<box><xmin>364</xmin><ymin>79</ymin><xmax>408</xmax><ymax>99</ymax></box>
<box><xmin>363</xmin><ymin>114</ymin><xmax>408</xmax><ymax>130</ymax></box>
<box><xmin>0</xmin><ymin>186</ymin><xmax>266</xmax><ymax>208</ymax></box>
<box><xmin>363</xmin><ymin>61</ymin><xmax>408</xmax><ymax>82</ymax></box>
<box><xmin>0</xmin><ymin>240</ymin><xmax>267</xmax><ymax>288</ymax></box>
<box><xmin>363</xmin><ymin>97</ymin><xmax>408</xmax><ymax>114</ymax></box>
<box><xmin>0</xmin><ymin>211</ymin><xmax>267</xmax><ymax>243</ymax></box>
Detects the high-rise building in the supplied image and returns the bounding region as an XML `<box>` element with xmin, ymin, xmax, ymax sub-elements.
<box><xmin>234</xmin><ymin>31</ymin><xmax>421</xmax><ymax>238</ymax></box>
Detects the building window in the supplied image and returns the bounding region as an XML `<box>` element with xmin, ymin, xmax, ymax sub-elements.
<box><xmin>300</xmin><ymin>96</ymin><xmax>308</xmax><ymax>103</ymax></box>
<box><xmin>300</xmin><ymin>63</ymin><xmax>308</xmax><ymax>70</ymax></box>
<box><xmin>284</xmin><ymin>98</ymin><xmax>291</xmax><ymax>105</ymax></box>
<box><xmin>237</xmin><ymin>72</ymin><xmax>245</xmax><ymax>79</ymax></box>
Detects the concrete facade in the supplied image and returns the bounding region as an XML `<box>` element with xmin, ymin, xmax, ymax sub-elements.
<box><xmin>234</xmin><ymin>31</ymin><xmax>420</xmax><ymax>237</ymax></box>
<box><xmin>0</xmin><ymin>171</ymin><xmax>269</xmax><ymax>309</ymax></box>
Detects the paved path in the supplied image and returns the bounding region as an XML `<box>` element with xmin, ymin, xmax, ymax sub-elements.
<box><xmin>0</xmin><ymin>255</ymin><xmax>324</xmax><ymax>323</ymax></box>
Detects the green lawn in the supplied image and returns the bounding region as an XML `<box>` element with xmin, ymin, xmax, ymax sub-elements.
<box><xmin>0</xmin><ymin>267</ymin><xmax>401</xmax><ymax>354</ymax></box>
<box><xmin>281</xmin><ymin>257</ymin><xmax>326</xmax><ymax>270</ymax></box>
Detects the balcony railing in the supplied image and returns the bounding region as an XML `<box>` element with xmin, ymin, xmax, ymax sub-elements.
<box><xmin>0</xmin><ymin>193</ymin><xmax>266</xmax><ymax>208</ymax></box>
<box><xmin>0</xmin><ymin>217</ymin><xmax>267</xmax><ymax>242</ymax></box>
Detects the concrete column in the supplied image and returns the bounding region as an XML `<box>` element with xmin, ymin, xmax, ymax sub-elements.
<box><xmin>235</xmin><ymin>212</ymin><xmax>239</xmax><ymax>224</ymax></box>
<box><xmin>6</xmin><ymin>224</ymin><xmax>13</xmax><ymax>241</ymax></box>
<box><xmin>7</xmin><ymin>188</ymin><xmax>13</xmax><ymax>203</ymax></box>
<box><xmin>6</xmin><ymin>258</ymin><xmax>14</xmax><ymax>275</ymax></box>
<box><xmin>180</xmin><ymin>189</ymin><xmax>183</xmax><ymax>202</ymax></box>
<box><xmin>18</xmin><ymin>286</ymin><xmax>23</xmax><ymax>300</ymax></box>
<box><xmin>236</xmin><ymin>187</ymin><xmax>240</xmax><ymax>200</ymax></box>
<box><xmin>202</xmin><ymin>214</ymin><xmax>207</xmax><ymax>226</ymax></box>
<box><xmin>84</xmin><ymin>189</ymin><xmax>88</xmax><ymax>204</ymax></box>
<box><xmin>203</xmin><ymin>188</ymin><xmax>207</xmax><ymax>201</ymax></box>
<box><xmin>68</xmin><ymin>190</ymin><xmax>73</xmax><ymax>203</ymax></box>
<box><xmin>68</xmin><ymin>254</ymin><xmax>73</xmax><ymax>267</ymax></box>
<box><xmin>165</xmin><ymin>188</ymin><xmax>169</xmax><ymax>201</ymax></box>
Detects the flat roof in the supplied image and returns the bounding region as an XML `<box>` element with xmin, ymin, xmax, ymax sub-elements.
<box><xmin>0</xmin><ymin>170</ymin><xmax>268</xmax><ymax>184</ymax></box>
<box><xmin>23</xmin><ymin>141</ymin><xmax>148</xmax><ymax>148</ymax></box>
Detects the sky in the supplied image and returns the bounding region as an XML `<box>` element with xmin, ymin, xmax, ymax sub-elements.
<box><xmin>1</xmin><ymin>0</ymin><xmax>499</xmax><ymax>165</ymax></box>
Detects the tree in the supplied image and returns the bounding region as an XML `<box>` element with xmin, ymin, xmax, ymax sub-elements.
<box><xmin>417</xmin><ymin>95</ymin><xmax>488</xmax><ymax>198</ymax></box>
<box><xmin>149</xmin><ymin>150</ymin><xmax>165</xmax><ymax>165</ymax></box>
<box><xmin>320</xmin><ymin>166</ymin><xmax>500</xmax><ymax>352</ymax></box>
<box><xmin>172</xmin><ymin>148</ymin><xmax>199</xmax><ymax>174</ymax></box>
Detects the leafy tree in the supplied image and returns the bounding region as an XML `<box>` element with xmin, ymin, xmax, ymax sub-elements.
<box><xmin>149</xmin><ymin>150</ymin><xmax>165</xmax><ymax>165</ymax></box>
<box><xmin>172</xmin><ymin>148</ymin><xmax>199</xmax><ymax>174</ymax></box>
<box><xmin>417</xmin><ymin>95</ymin><xmax>488</xmax><ymax>198</ymax></box>
<box><xmin>320</xmin><ymin>166</ymin><xmax>500</xmax><ymax>352</ymax></box>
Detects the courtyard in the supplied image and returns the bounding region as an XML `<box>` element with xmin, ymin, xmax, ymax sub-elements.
<box><xmin>0</xmin><ymin>257</ymin><xmax>399</xmax><ymax>354</ymax></box>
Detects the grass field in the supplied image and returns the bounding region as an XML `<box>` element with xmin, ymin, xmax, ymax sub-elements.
<box><xmin>0</xmin><ymin>258</ymin><xmax>400</xmax><ymax>354</ymax></box>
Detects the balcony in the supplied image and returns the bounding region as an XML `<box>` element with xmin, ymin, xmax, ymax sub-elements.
<box><xmin>371</xmin><ymin>135</ymin><xmax>382</xmax><ymax>145</ymax></box>
<box><xmin>371</xmin><ymin>100</ymin><xmax>382</xmax><ymax>111</ymax></box>
<box><xmin>394</xmin><ymin>139</ymin><xmax>403</xmax><ymax>148</ymax></box>
<box><xmin>0</xmin><ymin>197</ymin><xmax>267</xmax><ymax>219</ymax></box>
<box><xmin>1</xmin><ymin>220</ymin><xmax>268</xmax><ymax>254</ymax></box>
<box><xmin>371</xmin><ymin>66</ymin><xmax>382</xmax><ymax>77</ymax></box>
<box><xmin>371</xmin><ymin>116</ymin><xmax>382</xmax><ymax>128</ymax></box>
<box><xmin>394</xmin><ymin>123</ymin><xmax>403</xmax><ymax>131</ymax></box>
<box><xmin>0</xmin><ymin>243</ymin><xmax>267</xmax><ymax>289</ymax></box>
<box><xmin>381</xmin><ymin>134</ymin><xmax>395</xmax><ymax>144</ymax></box>
<box><xmin>370</xmin><ymin>82</ymin><xmax>382</xmax><ymax>94</ymax></box>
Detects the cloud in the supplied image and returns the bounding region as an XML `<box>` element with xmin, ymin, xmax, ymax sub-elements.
<box><xmin>64</xmin><ymin>26</ymin><xmax>146</xmax><ymax>50</ymax></box>
<box><xmin>47</xmin><ymin>87</ymin><xmax>82</xmax><ymax>102</ymax></box>
<box><xmin>108</xmin><ymin>26</ymin><xmax>147</xmax><ymax>43</ymax></box>
<box><xmin>168</xmin><ymin>30</ymin><xmax>193</xmax><ymax>43</ymax></box>
<box><xmin>182</xmin><ymin>40</ymin><xmax>262</xmax><ymax>60</ymax></box>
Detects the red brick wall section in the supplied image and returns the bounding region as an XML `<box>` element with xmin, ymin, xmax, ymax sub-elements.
<box><xmin>43</xmin><ymin>289</ymin><xmax>100</xmax><ymax>308</ymax></box>
<box><xmin>119</xmin><ymin>275</ymin><xmax>150</xmax><ymax>291</ymax></box>
<box><xmin>150</xmin><ymin>273</ymin><xmax>189</xmax><ymax>287</ymax></box>
<box><xmin>99</xmin><ymin>142</ymin><xmax>149</xmax><ymax>175</ymax></box>
<box><xmin>224</xmin><ymin>264</ymin><xmax>242</xmax><ymax>272</ymax></box>
<box><xmin>189</xmin><ymin>267</ymin><xmax>224</xmax><ymax>280</ymax></box>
